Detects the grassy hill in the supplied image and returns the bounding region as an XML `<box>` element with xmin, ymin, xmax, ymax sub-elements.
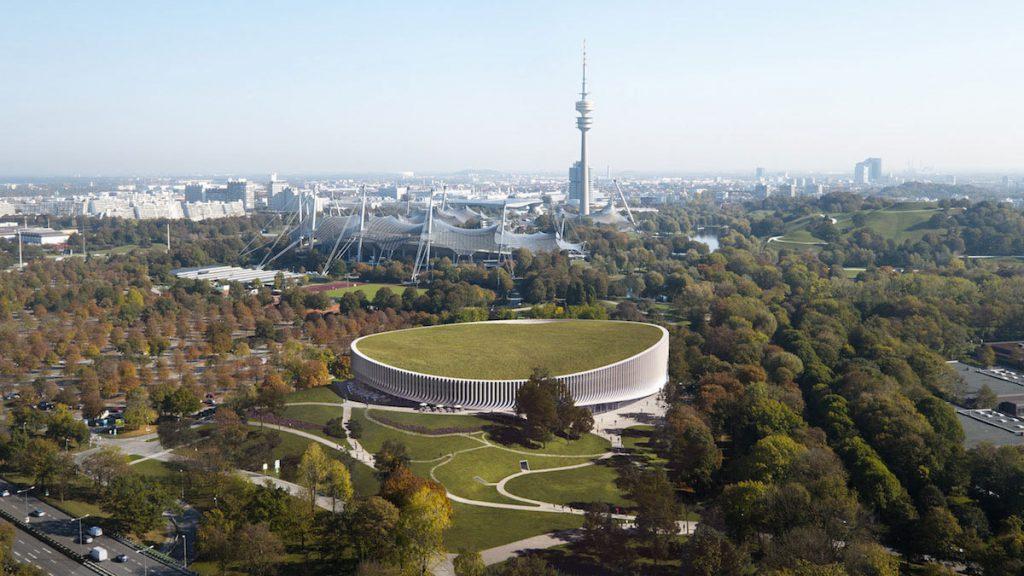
<box><xmin>772</xmin><ymin>206</ymin><xmax>947</xmax><ymax>246</ymax></box>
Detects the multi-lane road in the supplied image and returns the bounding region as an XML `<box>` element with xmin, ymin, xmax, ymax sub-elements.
<box><xmin>0</xmin><ymin>480</ymin><xmax>185</xmax><ymax>576</ymax></box>
<box><xmin>11</xmin><ymin>531</ymin><xmax>93</xmax><ymax>576</ymax></box>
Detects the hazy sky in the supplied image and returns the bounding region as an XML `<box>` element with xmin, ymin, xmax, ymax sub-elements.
<box><xmin>2</xmin><ymin>1</ymin><xmax>1023</xmax><ymax>176</ymax></box>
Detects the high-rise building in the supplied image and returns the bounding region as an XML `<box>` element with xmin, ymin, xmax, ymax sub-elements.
<box><xmin>269</xmin><ymin>173</ymin><xmax>288</xmax><ymax>197</ymax></box>
<box><xmin>225</xmin><ymin>179</ymin><xmax>255</xmax><ymax>210</ymax></box>
<box><xmin>574</xmin><ymin>43</ymin><xmax>594</xmax><ymax>217</ymax></box>
<box><xmin>854</xmin><ymin>157</ymin><xmax>883</xmax><ymax>185</ymax></box>
<box><xmin>568</xmin><ymin>161</ymin><xmax>594</xmax><ymax>205</ymax></box>
<box><xmin>755</xmin><ymin>167</ymin><xmax>766</xmax><ymax>180</ymax></box>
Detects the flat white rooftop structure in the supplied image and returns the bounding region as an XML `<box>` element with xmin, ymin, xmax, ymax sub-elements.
<box><xmin>171</xmin><ymin>265</ymin><xmax>303</xmax><ymax>285</ymax></box>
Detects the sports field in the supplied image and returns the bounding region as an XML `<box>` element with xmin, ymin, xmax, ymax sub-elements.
<box><xmin>355</xmin><ymin>320</ymin><xmax>663</xmax><ymax>379</ymax></box>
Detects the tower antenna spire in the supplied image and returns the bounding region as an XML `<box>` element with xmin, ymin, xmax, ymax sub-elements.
<box><xmin>581</xmin><ymin>40</ymin><xmax>588</xmax><ymax>97</ymax></box>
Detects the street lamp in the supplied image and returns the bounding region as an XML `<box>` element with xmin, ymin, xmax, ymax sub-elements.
<box><xmin>16</xmin><ymin>486</ymin><xmax>34</xmax><ymax>522</ymax></box>
<box><xmin>71</xmin><ymin>514</ymin><xmax>89</xmax><ymax>547</ymax></box>
<box><xmin>137</xmin><ymin>545</ymin><xmax>155</xmax><ymax>576</ymax></box>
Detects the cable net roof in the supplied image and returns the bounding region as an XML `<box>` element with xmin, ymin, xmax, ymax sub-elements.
<box><xmin>308</xmin><ymin>210</ymin><xmax>584</xmax><ymax>257</ymax></box>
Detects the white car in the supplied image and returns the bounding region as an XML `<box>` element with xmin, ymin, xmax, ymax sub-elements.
<box><xmin>0</xmin><ymin>490</ymin><xmax>10</xmax><ymax>497</ymax></box>
<box><xmin>87</xmin><ymin>526</ymin><xmax>103</xmax><ymax>537</ymax></box>
<box><xmin>29</xmin><ymin>509</ymin><xmax>45</xmax><ymax>517</ymax></box>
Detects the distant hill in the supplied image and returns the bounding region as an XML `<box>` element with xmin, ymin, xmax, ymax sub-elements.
<box><xmin>771</xmin><ymin>204</ymin><xmax>949</xmax><ymax>246</ymax></box>
<box><xmin>878</xmin><ymin>181</ymin><xmax>992</xmax><ymax>199</ymax></box>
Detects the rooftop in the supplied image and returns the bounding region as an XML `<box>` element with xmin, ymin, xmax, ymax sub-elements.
<box><xmin>355</xmin><ymin>320</ymin><xmax>663</xmax><ymax>380</ymax></box>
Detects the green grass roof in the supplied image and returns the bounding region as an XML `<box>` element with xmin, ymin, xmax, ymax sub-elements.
<box><xmin>355</xmin><ymin>320</ymin><xmax>663</xmax><ymax>379</ymax></box>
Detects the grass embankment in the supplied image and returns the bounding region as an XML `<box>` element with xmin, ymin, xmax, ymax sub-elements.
<box><xmin>445</xmin><ymin>502</ymin><xmax>584</xmax><ymax>551</ymax></box>
<box><xmin>356</xmin><ymin>320</ymin><xmax>663</xmax><ymax>379</ymax></box>
<box><xmin>773</xmin><ymin>207</ymin><xmax>944</xmax><ymax>246</ymax></box>
<box><xmin>324</xmin><ymin>283</ymin><xmax>420</xmax><ymax>300</ymax></box>
<box><xmin>284</xmin><ymin>385</ymin><xmax>345</xmax><ymax>404</ymax></box>
<box><xmin>350</xmin><ymin>406</ymin><xmax>618</xmax><ymax>548</ymax></box>
<box><xmin>503</xmin><ymin>460</ymin><xmax>630</xmax><ymax>508</ymax></box>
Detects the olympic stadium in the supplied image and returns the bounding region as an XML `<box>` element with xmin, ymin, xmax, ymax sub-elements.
<box><xmin>350</xmin><ymin>319</ymin><xmax>669</xmax><ymax>411</ymax></box>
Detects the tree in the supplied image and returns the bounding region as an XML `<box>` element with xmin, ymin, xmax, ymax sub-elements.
<box><xmin>681</xmin><ymin>525</ymin><xmax>747</xmax><ymax>576</ymax></box>
<box><xmin>102</xmin><ymin>473</ymin><xmax>174</xmax><ymax>536</ymax></box>
<box><xmin>349</xmin><ymin>496</ymin><xmax>400</xmax><ymax>562</ymax></box>
<box><xmin>162</xmin><ymin>386</ymin><xmax>201</xmax><ymax>417</ymax></box>
<box><xmin>976</xmin><ymin>384</ymin><xmax>998</xmax><ymax>409</ymax></box>
<box><xmin>324</xmin><ymin>416</ymin><xmax>347</xmax><ymax>439</ymax></box>
<box><xmin>395</xmin><ymin>485</ymin><xmax>453</xmax><ymax>573</ymax></box>
<box><xmin>198</xmin><ymin>509</ymin><xmax>236</xmax><ymax>576</ymax></box>
<box><xmin>976</xmin><ymin>345</ymin><xmax>996</xmax><ymax>368</ymax></box>
<box><xmin>374</xmin><ymin>440</ymin><xmax>411</xmax><ymax>480</ymax></box>
<box><xmin>499</xmin><ymin>556</ymin><xmax>560</xmax><ymax>576</ymax></box>
<box><xmin>123</xmin><ymin>388</ymin><xmax>157</xmax><ymax>431</ymax></box>
<box><xmin>622</xmin><ymin>467</ymin><xmax>679</xmax><ymax>560</ymax></box>
<box><xmin>325</xmin><ymin>459</ymin><xmax>354</xmax><ymax>513</ymax></box>
<box><xmin>843</xmin><ymin>541</ymin><xmax>899</xmax><ymax>576</ymax></box>
<box><xmin>236</xmin><ymin>523</ymin><xmax>284</xmax><ymax>576</ymax></box>
<box><xmin>296</xmin><ymin>443</ymin><xmax>330</xmax><ymax>514</ymax></box>
<box><xmin>44</xmin><ymin>406</ymin><xmax>90</xmax><ymax>448</ymax></box>
<box><xmin>80</xmin><ymin>446</ymin><xmax>130</xmax><ymax>487</ymax></box>
<box><xmin>514</xmin><ymin>369</ymin><xmax>560</xmax><ymax>443</ymax></box>
<box><xmin>453</xmin><ymin>550</ymin><xmax>486</xmax><ymax>576</ymax></box>
<box><xmin>157</xmin><ymin>417</ymin><xmax>199</xmax><ymax>449</ymax></box>
<box><xmin>579</xmin><ymin>505</ymin><xmax>635</xmax><ymax>573</ymax></box>
<box><xmin>661</xmin><ymin>404</ymin><xmax>722</xmax><ymax>492</ymax></box>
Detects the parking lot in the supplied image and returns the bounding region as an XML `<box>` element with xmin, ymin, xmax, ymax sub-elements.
<box><xmin>0</xmin><ymin>479</ymin><xmax>185</xmax><ymax>576</ymax></box>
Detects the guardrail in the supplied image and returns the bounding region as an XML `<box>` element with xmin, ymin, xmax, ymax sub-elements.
<box><xmin>108</xmin><ymin>531</ymin><xmax>198</xmax><ymax>576</ymax></box>
<box><xmin>83</xmin><ymin>560</ymin><xmax>121</xmax><ymax>576</ymax></box>
<box><xmin>0</xmin><ymin>500</ymin><xmax>96</xmax><ymax>561</ymax></box>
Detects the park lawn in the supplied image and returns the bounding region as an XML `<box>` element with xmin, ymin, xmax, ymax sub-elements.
<box><xmin>445</xmin><ymin>502</ymin><xmax>583</xmax><ymax>551</ymax></box>
<box><xmin>621</xmin><ymin>425</ymin><xmax>667</xmax><ymax>465</ymax></box>
<box><xmin>367</xmin><ymin>408</ymin><xmax>490</xmax><ymax>433</ymax></box>
<box><xmin>503</xmin><ymin>460</ymin><xmax>632</xmax><ymax>509</ymax></box>
<box><xmin>131</xmin><ymin>459</ymin><xmax>184</xmax><ymax>480</ymax></box>
<box><xmin>243</xmin><ymin>425</ymin><xmax>378</xmax><ymax>497</ymax></box>
<box><xmin>285</xmin><ymin>386</ymin><xmax>344</xmax><ymax>404</ymax></box>
<box><xmin>860</xmin><ymin>209</ymin><xmax>940</xmax><ymax>242</ymax></box>
<box><xmin>281</xmin><ymin>404</ymin><xmax>344</xmax><ymax>425</ymax></box>
<box><xmin>488</xmin><ymin>431</ymin><xmax>610</xmax><ymax>456</ymax></box>
<box><xmin>433</xmin><ymin>446</ymin><xmax>591</xmax><ymax>504</ymax></box>
<box><xmin>324</xmin><ymin>283</ymin><xmax>419</xmax><ymax>300</ymax></box>
<box><xmin>356</xmin><ymin>320</ymin><xmax>663</xmax><ymax>379</ymax></box>
<box><xmin>350</xmin><ymin>409</ymin><xmax>484</xmax><ymax>461</ymax></box>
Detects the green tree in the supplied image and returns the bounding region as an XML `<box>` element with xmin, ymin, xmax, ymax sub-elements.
<box><xmin>325</xmin><ymin>459</ymin><xmax>354</xmax><ymax>513</ymax></box>
<box><xmin>452</xmin><ymin>550</ymin><xmax>486</xmax><ymax>576</ymax></box>
<box><xmin>102</xmin><ymin>473</ymin><xmax>174</xmax><ymax>536</ymax></box>
<box><xmin>296</xmin><ymin>443</ymin><xmax>330</xmax><ymax>514</ymax></box>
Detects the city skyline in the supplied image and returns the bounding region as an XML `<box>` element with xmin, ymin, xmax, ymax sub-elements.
<box><xmin>2</xmin><ymin>1</ymin><xmax>1024</xmax><ymax>176</ymax></box>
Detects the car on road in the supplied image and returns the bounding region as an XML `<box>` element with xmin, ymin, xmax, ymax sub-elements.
<box><xmin>29</xmin><ymin>509</ymin><xmax>45</xmax><ymax>517</ymax></box>
<box><xmin>0</xmin><ymin>490</ymin><xmax>9</xmax><ymax>497</ymax></box>
<box><xmin>87</xmin><ymin>526</ymin><xmax>103</xmax><ymax>537</ymax></box>
<box><xmin>80</xmin><ymin>536</ymin><xmax>93</xmax><ymax>544</ymax></box>
<box><xmin>114</xmin><ymin>554</ymin><xmax>127</xmax><ymax>563</ymax></box>
<box><xmin>89</xmin><ymin>547</ymin><xmax>108</xmax><ymax>562</ymax></box>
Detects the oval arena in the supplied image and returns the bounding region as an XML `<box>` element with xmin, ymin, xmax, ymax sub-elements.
<box><xmin>350</xmin><ymin>319</ymin><xmax>669</xmax><ymax>411</ymax></box>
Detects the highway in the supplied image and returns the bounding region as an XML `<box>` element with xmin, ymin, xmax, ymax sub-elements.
<box><xmin>11</xmin><ymin>532</ymin><xmax>94</xmax><ymax>576</ymax></box>
<box><xmin>0</xmin><ymin>480</ymin><xmax>184</xmax><ymax>576</ymax></box>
